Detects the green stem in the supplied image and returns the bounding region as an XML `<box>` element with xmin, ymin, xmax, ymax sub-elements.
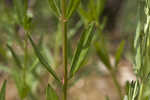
<box><xmin>138</xmin><ymin>81</ymin><xmax>144</xmax><ymax>100</ymax></box>
<box><xmin>23</xmin><ymin>31</ymin><xmax>28</xmax><ymax>88</ymax></box>
<box><xmin>61</xmin><ymin>0</ymin><xmax>68</xmax><ymax>100</ymax></box>
<box><xmin>110</xmin><ymin>70</ymin><xmax>123</xmax><ymax>100</ymax></box>
<box><xmin>96</xmin><ymin>23</ymin><xmax>123</xmax><ymax>100</ymax></box>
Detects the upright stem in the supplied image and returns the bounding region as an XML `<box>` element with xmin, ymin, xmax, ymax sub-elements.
<box><xmin>61</xmin><ymin>0</ymin><xmax>68</xmax><ymax>100</ymax></box>
<box><xmin>24</xmin><ymin>32</ymin><xmax>28</xmax><ymax>78</ymax></box>
<box><xmin>138</xmin><ymin>81</ymin><xmax>144</xmax><ymax>100</ymax></box>
<box><xmin>110</xmin><ymin>70</ymin><xmax>123</xmax><ymax>100</ymax></box>
<box><xmin>97</xmin><ymin>24</ymin><xmax>123</xmax><ymax>100</ymax></box>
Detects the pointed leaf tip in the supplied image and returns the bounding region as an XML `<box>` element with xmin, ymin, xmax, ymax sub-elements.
<box><xmin>95</xmin><ymin>42</ymin><xmax>111</xmax><ymax>70</ymax></box>
<box><xmin>7</xmin><ymin>44</ymin><xmax>22</xmax><ymax>69</ymax></box>
<box><xmin>27</xmin><ymin>34</ymin><xmax>61</xmax><ymax>84</ymax></box>
<box><xmin>69</xmin><ymin>22</ymin><xmax>95</xmax><ymax>78</ymax></box>
<box><xmin>48</xmin><ymin>0</ymin><xmax>61</xmax><ymax>17</ymax></box>
<box><xmin>115</xmin><ymin>40</ymin><xmax>125</xmax><ymax>67</ymax></box>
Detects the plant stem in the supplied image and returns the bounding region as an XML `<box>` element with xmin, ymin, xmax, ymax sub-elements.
<box><xmin>110</xmin><ymin>70</ymin><xmax>123</xmax><ymax>100</ymax></box>
<box><xmin>61</xmin><ymin>0</ymin><xmax>68</xmax><ymax>100</ymax></box>
<box><xmin>138</xmin><ymin>81</ymin><xmax>144</xmax><ymax>100</ymax></box>
<box><xmin>96</xmin><ymin>24</ymin><xmax>123</xmax><ymax>100</ymax></box>
<box><xmin>24</xmin><ymin>32</ymin><xmax>28</xmax><ymax>74</ymax></box>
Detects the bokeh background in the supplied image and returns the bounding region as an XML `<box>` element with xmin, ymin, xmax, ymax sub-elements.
<box><xmin>0</xmin><ymin>0</ymin><xmax>138</xmax><ymax>100</ymax></box>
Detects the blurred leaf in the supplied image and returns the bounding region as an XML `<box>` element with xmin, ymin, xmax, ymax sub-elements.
<box><xmin>96</xmin><ymin>0</ymin><xmax>106</xmax><ymax>17</ymax></box>
<box><xmin>78</xmin><ymin>4</ymin><xmax>90</xmax><ymax>24</ymax></box>
<box><xmin>48</xmin><ymin>0</ymin><xmax>61</xmax><ymax>17</ymax></box>
<box><xmin>0</xmin><ymin>80</ymin><xmax>7</xmax><ymax>100</ymax></box>
<box><xmin>66</xmin><ymin>0</ymin><xmax>80</xmax><ymax>19</ymax></box>
<box><xmin>78</xmin><ymin>0</ymin><xmax>106</xmax><ymax>24</ymax></box>
<box><xmin>0</xmin><ymin>64</ymin><xmax>11</xmax><ymax>73</ymax></box>
<box><xmin>29</xmin><ymin>58</ymin><xmax>39</xmax><ymax>72</ymax></box>
<box><xmin>0</xmin><ymin>65</ymin><xmax>29</xmax><ymax>99</ymax></box>
<box><xmin>131</xmin><ymin>81</ymin><xmax>138</xmax><ymax>100</ymax></box>
<box><xmin>146</xmin><ymin>72</ymin><xmax>150</xmax><ymax>81</ymax></box>
<box><xmin>105</xmin><ymin>96</ymin><xmax>110</xmax><ymax>100</ymax></box>
<box><xmin>135</xmin><ymin>46</ymin><xmax>141</xmax><ymax>75</ymax></box>
<box><xmin>134</xmin><ymin>22</ymin><xmax>141</xmax><ymax>48</ymax></box>
<box><xmin>115</xmin><ymin>40</ymin><xmax>125</xmax><ymax>67</ymax></box>
<box><xmin>69</xmin><ymin>22</ymin><xmax>95</xmax><ymax>78</ymax></box>
<box><xmin>27</xmin><ymin>34</ymin><xmax>61</xmax><ymax>84</ymax></box>
<box><xmin>68</xmin><ymin>21</ymin><xmax>83</xmax><ymax>39</ymax></box>
<box><xmin>7</xmin><ymin>44</ymin><xmax>22</xmax><ymax>69</ymax></box>
<box><xmin>13</xmin><ymin>0</ymin><xmax>25</xmax><ymax>25</ymax></box>
<box><xmin>13</xmin><ymin>71</ymin><xmax>29</xmax><ymax>99</ymax></box>
<box><xmin>87</xmin><ymin>0</ymin><xmax>97</xmax><ymax>21</ymax></box>
<box><xmin>0</xmin><ymin>45</ymin><xmax>7</xmax><ymax>59</ymax></box>
<box><xmin>123</xmin><ymin>95</ymin><xmax>128</xmax><ymax>100</ymax></box>
<box><xmin>95</xmin><ymin>42</ymin><xmax>111</xmax><ymax>70</ymax></box>
<box><xmin>126</xmin><ymin>81</ymin><xmax>139</xmax><ymax>100</ymax></box>
<box><xmin>43</xmin><ymin>45</ymin><xmax>55</xmax><ymax>69</ymax></box>
<box><xmin>46</xmin><ymin>84</ymin><xmax>59</xmax><ymax>100</ymax></box>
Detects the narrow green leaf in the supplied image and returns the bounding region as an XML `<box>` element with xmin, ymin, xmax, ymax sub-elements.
<box><xmin>12</xmin><ymin>72</ymin><xmax>29</xmax><ymax>99</ymax></box>
<box><xmin>131</xmin><ymin>81</ymin><xmax>138</xmax><ymax>100</ymax></box>
<box><xmin>115</xmin><ymin>40</ymin><xmax>125</xmax><ymax>67</ymax></box>
<box><xmin>29</xmin><ymin>58</ymin><xmax>39</xmax><ymax>72</ymax></box>
<box><xmin>88</xmin><ymin>0</ymin><xmax>97</xmax><ymax>20</ymax></box>
<box><xmin>69</xmin><ymin>22</ymin><xmax>95</xmax><ymax>78</ymax></box>
<box><xmin>78</xmin><ymin>4</ymin><xmax>91</xmax><ymax>24</ymax></box>
<box><xmin>0</xmin><ymin>80</ymin><xmax>7</xmax><ymax>100</ymax></box>
<box><xmin>135</xmin><ymin>46</ymin><xmax>141</xmax><ymax>74</ymax></box>
<box><xmin>68</xmin><ymin>21</ymin><xmax>83</xmax><ymax>39</ymax></box>
<box><xmin>0</xmin><ymin>45</ymin><xmax>7</xmax><ymax>59</ymax></box>
<box><xmin>48</xmin><ymin>0</ymin><xmax>61</xmax><ymax>17</ymax></box>
<box><xmin>27</xmin><ymin>34</ymin><xmax>61</xmax><ymax>84</ymax></box>
<box><xmin>13</xmin><ymin>0</ymin><xmax>23</xmax><ymax>24</ymax></box>
<box><xmin>95</xmin><ymin>42</ymin><xmax>111</xmax><ymax>70</ymax></box>
<box><xmin>134</xmin><ymin>22</ymin><xmax>141</xmax><ymax>48</ymax></box>
<box><xmin>97</xmin><ymin>0</ymin><xmax>106</xmax><ymax>17</ymax></box>
<box><xmin>66</xmin><ymin>0</ymin><xmax>80</xmax><ymax>19</ymax></box>
<box><xmin>13</xmin><ymin>0</ymin><xmax>27</xmax><ymax>25</ymax></box>
<box><xmin>46</xmin><ymin>84</ymin><xmax>59</xmax><ymax>100</ymax></box>
<box><xmin>7</xmin><ymin>44</ymin><xmax>22</xmax><ymax>69</ymax></box>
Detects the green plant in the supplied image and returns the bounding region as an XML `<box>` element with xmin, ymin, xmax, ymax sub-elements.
<box><xmin>28</xmin><ymin>18</ymin><xmax>95</xmax><ymax>100</ymax></box>
<box><xmin>1</xmin><ymin>0</ymin><xmax>141</xmax><ymax>100</ymax></box>
<box><xmin>125</xmin><ymin>0</ymin><xmax>150</xmax><ymax>100</ymax></box>
<box><xmin>77</xmin><ymin>0</ymin><xmax>125</xmax><ymax>99</ymax></box>
<box><xmin>0</xmin><ymin>0</ymin><xmax>96</xmax><ymax>100</ymax></box>
<box><xmin>0</xmin><ymin>80</ymin><xmax>7</xmax><ymax>100</ymax></box>
<box><xmin>27</xmin><ymin>0</ymin><xmax>95</xmax><ymax>100</ymax></box>
<box><xmin>95</xmin><ymin>38</ymin><xmax>125</xmax><ymax>100</ymax></box>
<box><xmin>78</xmin><ymin>0</ymin><xmax>106</xmax><ymax>26</ymax></box>
<box><xmin>0</xmin><ymin>0</ymin><xmax>41</xmax><ymax>100</ymax></box>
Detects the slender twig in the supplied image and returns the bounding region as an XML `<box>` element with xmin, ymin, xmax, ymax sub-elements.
<box><xmin>61</xmin><ymin>0</ymin><xmax>68</xmax><ymax>100</ymax></box>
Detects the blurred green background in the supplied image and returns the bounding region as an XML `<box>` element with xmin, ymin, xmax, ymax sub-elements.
<box><xmin>0</xmin><ymin>0</ymin><xmax>138</xmax><ymax>100</ymax></box>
